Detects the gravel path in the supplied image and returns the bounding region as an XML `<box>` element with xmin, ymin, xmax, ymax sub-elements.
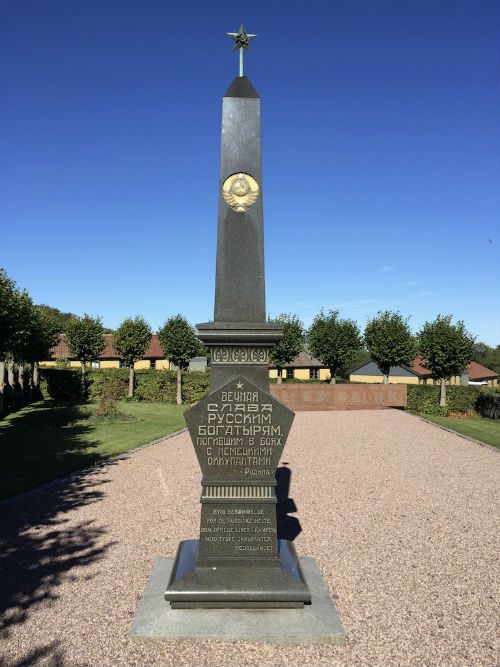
<box><xmin>1</xmin><ymin>410</ymin><xmax>499</xmax><ymax>667</ymax></box>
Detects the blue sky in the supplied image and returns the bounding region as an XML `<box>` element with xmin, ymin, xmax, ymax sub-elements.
<box><xmin>2</xmin><ymin>0</ymin><xmax>498</xmax><ymax>346</ymax></box>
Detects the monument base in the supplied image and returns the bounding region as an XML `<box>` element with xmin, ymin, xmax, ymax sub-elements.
<box><xmin>165</xmin><ymin>539</ymin><xmax>310</xmax><ymax>608</ymax></box>
<box><xmin>130</xmin><ymin>555</ymin><xmax>346</xmax><ymax>645</ymax></box>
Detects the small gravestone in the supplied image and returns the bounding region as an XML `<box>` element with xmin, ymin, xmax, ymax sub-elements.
<box><xmin>131</xmin><ymin>25</ymin><xmax>345</xmax><ymax>641</ymax></box>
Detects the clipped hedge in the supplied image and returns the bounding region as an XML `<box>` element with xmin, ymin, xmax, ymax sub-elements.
<box><xmin>89</xmin><ymin>368</ymin><xmax>130</xmax><ymax>400</ymax></box>
<box><xmin>476</xmin><ymin>392</ymin><xmax>500</xmax><ymax>419</ymax></box>
<box><xmin>40</xmin><ymin>368</ymin><xmax>210</xmax><ymax>404</ymax></box>
<box><xmin>406</xmin><ymin>384</ymin><xmax>483</xmax><ymax>415</ymax></box>
<box><xmin>40</xmin><ymin>368</ymin><xmax>82</xmax><ymax>401</ymax></box>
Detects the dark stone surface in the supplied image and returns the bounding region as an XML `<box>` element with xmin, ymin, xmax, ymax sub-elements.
<box><xmin>214</xmin><ymin>77</ymin><xmax>264</xmax><ymax>323</ymax></box>
<box><xmin>165</xmin><ymin>539</ymin><xmax>310</xmax><ymax>608</ymax></box>
<box><xmin>224</xmin><ymin>76</ymin><xmax>259</xmax><ymax>98</ymax></box>
<box><xmin>132</xmin><ymin>557</ymin><xmax>345</xmax><ymax>644</ymax></box>
<box><xmin>185</xmin><ymin>375</ymin><xmax>294</xmax><ymax>483</ymax></box>
<box><xmin>164</xmin><ymin>76</ymin><xmax>311</xmax><ymax>608</ymax></box>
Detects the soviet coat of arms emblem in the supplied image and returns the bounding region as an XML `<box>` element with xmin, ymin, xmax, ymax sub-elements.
<box><xmin>222</xmin><ymin>172</ymin><xmax>259</xmax><ymax>212</ymax></box>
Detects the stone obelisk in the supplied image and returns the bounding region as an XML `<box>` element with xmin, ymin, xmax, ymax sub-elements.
<box><xmin>165</xmin><ymin>25</ymin><xmax>310</xmax><ymax>608</ymax></box>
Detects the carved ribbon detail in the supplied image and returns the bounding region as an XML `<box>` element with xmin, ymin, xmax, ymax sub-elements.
<box><xmin>211</xmin><ymin>347</ymin><xmax>269</xmax><ymax>364</ymax></box>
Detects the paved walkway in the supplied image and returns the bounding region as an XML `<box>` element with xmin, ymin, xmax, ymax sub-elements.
<box><xmin>1</xmin><ymin>410</ymin><xmax>498</xmax><ymax>667</ymax></box>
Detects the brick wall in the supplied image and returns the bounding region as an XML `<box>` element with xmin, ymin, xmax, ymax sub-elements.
<box><xmin>270</xmin><ymin>383</ymin><xmax>407</xmax><ymax>411</ymax></box>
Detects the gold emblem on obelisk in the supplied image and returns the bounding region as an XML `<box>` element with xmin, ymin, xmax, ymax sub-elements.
<box><xmin>222</xmin><ymin>173</ymin><xmax>259</xmax><ymax>212</ymax></box>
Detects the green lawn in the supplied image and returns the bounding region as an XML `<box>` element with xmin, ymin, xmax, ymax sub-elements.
<box><xmin>417</xmin><ymin>413</ymin><xmax>499</xmax><ymax>448</ymax></box>
<box><xmin>0</xmin><ymin>400</ymin><xmax>187</xmax><ymax>500</ymax></box>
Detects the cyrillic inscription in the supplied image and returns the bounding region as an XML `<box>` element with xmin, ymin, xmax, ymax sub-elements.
<box><xmin>185</xmin><ymin>376</ymin><xmax>294</xmax><ymax>481</ymax></box>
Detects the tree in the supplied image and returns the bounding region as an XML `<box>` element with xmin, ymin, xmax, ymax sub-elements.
<box><xmin>418</xmin><ymin>314</ymin><xmax>475</xmax><ymax>407</ymax></box>
<box><xmin>364</xmin><ymin>310</ymin><xmax>415</xmax><ymax>384</ymax></box>
<box><xmin>269</xmin><ymin>314</ymin><xmax>305</xmax><ymax>384</ymax></box>
<box><xmin>9</xmin><ymin>289</ymin><xmax>38</xmax><ymax>405</ymax></box>
<box><xmin>308</xmin><ymin>309</ymin><xmax>362</xmax><ymax>384</ymax></box>
<box><xmin>0</xmin><ymin>269</ymin><xmax>18</xmax><ymax>412</ymax></box>
<box><xmin>157</xmin><ymin>315</ymin><xmax>200</xmax><ymax>404</ymax></box>
<box><xmin>472</xmin><ymin>342</ymin><xmax>500</xmax><ymax>376</ymax></box>
<box><xmin>24</xmin><ymin>310</ymin><xmax>59</xmax><ymax>396</ymax></box>
<box><xmin>112</xmin><ymin>316</ymin><xmax>152</xmax><ymax>397</ymax></box>
<box><xmin>67</xmin><ymin>314</ymin><xmax>105</xmax><ymax>398</ymax></box>
<box><xmin>34</xmin><ymin>304</ymin><xmax>78</xmax><ymax>334</ymax></box>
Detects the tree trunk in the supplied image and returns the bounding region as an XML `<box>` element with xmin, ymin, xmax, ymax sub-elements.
<box><xmin>277</xmin><ymin>368</ymin><xmax>283</xmax><ymax>384</ymax></box>
<box><xmin>176</xmin><ymin>367</ymin><xmax>182</xmax><ymax>405</ymax></box>
<box><xmin>383</xmin><ymin>374</ymin><xmax>389</xmax><ymax>384</ymax></box>
<box><xmin>8</xmin><ymin>359</ymin><xmax>15</xmax><ymax>390</ymax></box>
<box><xmin>33</xmin><ymin>361</ymin><xmax>39</xmax><ymax>389</ymax></box>
<box><xmin>18</xmin><ymin>362</ymin><xmax>25</xmax><ymax>405</ymax></box>
<box><xmin>128</xmin><ymin>364</ymin><xmax>134</xmax><ymax>398</ymax></box>
<box><xmin>0</xmin><ymin>360</ymin><xmax>5</xmax><ymax>414</ymax></box>
<box><xmin>329</xmin><ymin>368</ymin><xmax>336</xmax><ymax>385</ymax></box>
<box><xmin>28</xmin><ymin>362</ymin><xmax>34</xmax><ymax>400</ymax></box>
<box><xmin>80</xmin><ymin>361</ymin><xmax>86</xmax><ymax>400</ymax></box>
<box><xmin>440</xmin><ymin>377</ymin><xmax>446</xmax><ymax>407</ymax></box>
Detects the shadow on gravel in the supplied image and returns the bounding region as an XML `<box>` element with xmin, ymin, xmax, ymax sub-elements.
<box><xmin>0</xmin><ymin>452</ymin><xmax>117</xmax><ymax>650</ymax></box>
<box><xmin>275</xmin><ymin>464</ymin><xmax>302</xmax><ymax>541</ymax></box>
<box><xmin>0</xmin><ymin>639</ymin><xmax>65</xmax><ymax>667</ymax></box>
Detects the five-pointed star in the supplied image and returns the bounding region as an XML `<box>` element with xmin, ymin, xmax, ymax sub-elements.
<box><xmin>236</xmin><ymin>381</ymin><xmax>244</xmax><ymax>389</ymax></box>
<box><xmin>227</xmin><ymin>24</ymin><xmax>257</xmax><ymax>52</ymax></box>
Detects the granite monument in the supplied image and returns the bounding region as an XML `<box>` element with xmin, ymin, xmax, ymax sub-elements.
<box><xmin>164</xmin><ymin>24</ymin><xmax>310</xmax><ymax>609</ymax></box>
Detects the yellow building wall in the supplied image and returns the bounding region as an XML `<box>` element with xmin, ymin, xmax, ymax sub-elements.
<box><xmin>269</xmin><ymin>369</ymin><xmax>278</xmax><ymax>379</ymax></box>
<box><xmin>294</xmin><ymin>369</ymin><xmax>309</xmax><ymax>380</ymax></box>
<box><xmin>40</xmin><ymin>361</ymin><xmax>56</xmax><ymax>367</ymax></box>
<box><xmin>100</xmin><ymin>360</ymin><xmax>120</xmax><ymax>369</ymax></box>
<box><xmin>134</xmin><ymin>360</ymin><xmax>150</xmax><ymax>370</ymax></box>
<box><xmin>156</xmin><ymin>360</ymin><xmax>172</xmax><ymax>370</ymax></box>
<box><xmin>69</xmin><ymin>361</ymin><xmax>81</xmax><ymax>368</ymax></box>
<box><xmin>349</xmin><ymin>375</ymin><xmax>419</xmax><ymax>384</ymax></box>
<box><xmin>319</xmin><ymin>369</ymin><xmax>331</xmax><ymax>381</ymax></box>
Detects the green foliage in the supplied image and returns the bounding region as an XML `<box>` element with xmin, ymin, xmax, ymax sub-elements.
<box><xmin>55</xmin><ymin>357</ymin><xmax>70</xmax><ymax>369</ymax></box>
<box><xmin>42</xmin><ymin>368</ymin><xmax>210</xmax><ymax>404</ymax></box>
<box><xmin>112</xmin><ymin>316</ymin><xmax>152</xmax><ymax>365</ymax></box>
<box><xmin>95</xmin><ymin>396</ymin><xmax>119</xmax><ymax>416</ymax></box>
<box><xmin>178</xmin><ymin>371</ymin><xmax>210</xmax><ymax>403</ymax></box>
<box><xmin>34</xmin><ymin>304</ymin><xmax>78</xmax><ymax>334</ymax></box>
<box><xmin>418</xmin><ymin>315</ymin><xmax>475</xmax><ymax>380</ymax></box>
<box><xmin>157</xmin><ymin>315</ymin><xmax>201</xmax><ymax>368</ymax></box>
<box><xmin>0</xmin><ymin>268</ymin><xmax>18</xmax><ymax>358</ymax></box>
<box><xmin>25</xmin><ymin>309</ymin><xmax>59</xmax><ymax>364</ymax></box>
<box><xmin>1</xmin><ymin>273</ymin><xmax>58</xmax><ymax>370</ymax></box>
<box><xmin>364</xmin><ymin>310</ymin><xmax>415</xmax><ymax>377</ymax></box>
<box><xmin>67</xmin><ymin>314</ymin><xmax>105</xmax><ymax>364</ymax></box>
<box><xmin>88</xmin><ymin>369</ymin><xmax>129</xmax><ymax>400</ymax></box>
<box><xmin>472</xmin><ymin>342</ymin><xmax>500</xmax><ymax>375</ymax></box>
<box><xmin>475</xmin><ymin>392</ymin><xmax>500</xmax><ymax>419</ymax></box>
<box><xmin>135</xmin><ymin>371</ymin><xmax>177</xmax><ymax>402</ymax></box>
<box><xmin>8</xmin><ymin>289</ymin><xmax>35</xmax><ymax>363</ymax></box>
<box><xmin>268</xmin><ymin>314</ymin><xmax>305</xmax><ymax>369</ymax></box>
<box><xmin>40</xmin><ymin>368</ymin><xmax>82</xmax><ymax>400</ymax></box>
<box><xmin>407</xmin><ymin>384</ymin><xmax>481</xmax><ymax>415</ymax></box>
<box><xmin>308</xmin><ymin>309</ymin><xmax>361</xmax><ymax>379</ymax></box>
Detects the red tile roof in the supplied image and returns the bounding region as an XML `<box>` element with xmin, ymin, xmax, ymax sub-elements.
<box><xmin>49</xmin><ymin>334</ymin><xmax>164</xmax><ymax>360</ymax></box>
<box><xmin>269</xmin><ymin>349</ymin><xmax>324</xmax><ymax>369</ymax></box>
<box><xmin>467</xmin><ymin>361</ymin><xmax>498</xmax><ymax>380</ymax></box>
<box><xmin>411</xmin><ymin>356</ymin><xmax>497</xmax><ymax>380</ymax></box>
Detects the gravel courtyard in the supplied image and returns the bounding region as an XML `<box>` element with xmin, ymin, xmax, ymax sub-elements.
<box><xmin>1</xmin><ymin>409</ymin><xmax>498</xmax><ymax>667</ymax></box>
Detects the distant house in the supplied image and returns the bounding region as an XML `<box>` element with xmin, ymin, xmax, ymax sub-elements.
<box><xmin>350</xmin><ymin>356</ymin><xmax>498</xmax><ymax>387</ymax></box>
<box><xmin>269</xmin><ymin>349</ymin><xmax>330</xmax><ymax>381</ymax></box>
<box><xmin>42</xmin><ymin>334</ymin><xmax>172</xmax><ymax>370</ymax></box>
